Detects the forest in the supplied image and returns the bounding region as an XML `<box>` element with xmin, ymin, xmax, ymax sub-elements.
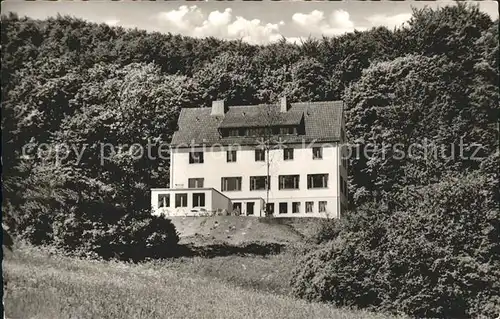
<box><xmin>1</xmin><ymin>3</ymin><xmax>499</xmax><ymax>317</ymax></box>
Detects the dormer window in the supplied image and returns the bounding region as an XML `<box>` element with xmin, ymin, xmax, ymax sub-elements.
<box><xmin>221</xmin><ymin>125</ymin><xmax>301</xmax><ymax>138</ymax></box>
<box><xmin>280</xmin><ymin>127</ymin><xmax>296</xmax><ymax>135</ymax></box>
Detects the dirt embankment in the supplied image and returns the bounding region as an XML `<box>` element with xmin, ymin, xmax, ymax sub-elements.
<box><xmin>168</xmin><ymin>216</ymin><xmax>324</xmax><ymax>246</ymax></box>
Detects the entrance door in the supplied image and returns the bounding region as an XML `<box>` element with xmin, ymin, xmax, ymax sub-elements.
<box><xmin>246</xmin><ymin>202</ymin><xmax>255</xmax><ymax>215</ymax></box>
<box><xmin>232</xmin><ymin>202</ymin><xmax>242</xmax><ymax>215</ymax></box>
<box><xmin>265</xmin><ymin>203</ymin><xmax>274</xmax><ymax>216</ymax></box>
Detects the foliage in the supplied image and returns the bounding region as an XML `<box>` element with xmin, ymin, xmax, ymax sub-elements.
<box><xmin>345</xmin><ymin>53</ymin><xmax>497</xmax><ymax>206</ymax></box>
<box><xmin>309</xmin><ymin>218</ymin><xmax>342</xmax><ymax>244</ymax></box>
<box><xmin>403</xmin><ymin>2</ymin><xmax>493</xmax><ymax>60</ymax></box>
<box><xmin>52</xmin><ymin>209</ymin><xmax>179</xmax><ymax>261</ymax></box>
<box><xmin>291</xmin><ymin>160</ymin><xmax>500</xmax><ymax>317</ymax></box>
<box><xmin>193</xmin><ymin>52</ymin><xmax>259</xmax><ymax>105</ymax></box>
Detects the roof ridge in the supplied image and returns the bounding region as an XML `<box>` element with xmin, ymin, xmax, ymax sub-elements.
<box><xmin>292</xmin><ymin>100</ymin><xmax>343</xmax><ymax>105</ymax></box>
<box><xmin>229</xmin><ymin>103</ymin><xmax>277</xmax><ymax>109</ymax></box>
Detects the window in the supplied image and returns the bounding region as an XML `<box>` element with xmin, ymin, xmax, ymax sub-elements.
<box><xmin>189</xmin><ymin>152</ymin><xmax>204</xmax><ymax>164</ymax></box>
<box><xmin>280</xmin><ymin>127</ymin><xmax>296</xmax><ymax>135</ymax></box>
<box><xmin>250</xmin><ymin>176</ymin><xmax>270</xmax><ymax>190</ymax></box>
<box><xmin>292</xmin><ymin>202</ymin><xmax>300</xmax><ymax>214</ymax></box>
<box><xmin>308</xmin><ymin>174</ymin><xmax>328</xmax><ymax>189</ymax></box>
<box><xmin>246</xmin><ymin>202</ymin><xmax>255</xmax><ymax>215</ymax></box>
<box><xmin>306</xmin><ymin>201</ymin><xmax>314</xmax><ymax>213</ymax></box>
<box><xmin>341</xmin><ymin>128</ymin><xmax>346</xmax><ymax>142</ymax></box>
<box><xmin>175</xmin><ymin>193</ymin><xmax>188</xmax><ymax>207</ymax></box>
<box><xmin>279</xmin><ymin>202</ymin><xmax>288</xmax><ymax>214</ymax></box>
<box><xmin>233</xmin><ymin>202</ymin><xmax>242</xmax><ymax>213</ymax></box>
<box><xmin>158</xmin><ymin>194</ymin><xmax>170</xmax><ymax>208</ymax></box>
<box><xmin>279</xmin><ymin>175</ymin><xmax>300</xmax><ymax>190</ymax></box>
<box><xmin>266</xmin><ymin>203</ymin><xmax>275</xmax><ymax>214</ymax></box>
<box><xmin>284</xmin><ymin>148</ymin><xmax>294</xmax><ymax>160</ymax></box>
<box><xmin>221</xmin><ymin>177</ymin><xmax>242</xmax><ymax>191</ymax></box>
<box><xmin>188</xmin><ymin>178</ymin><xmax>204</xmax><ymax>188</ymax></box>
<box><xmin>312</xmin><ymin>147</ymin><xmax>322</xmax><ymax>159</ymax></box>
<box><xmin>228</xmin><ymin>129</ymin><xmax>239</xmax><ymax>137</ymax></box>
<box><xmin>255</xmin><ymin>149</ymin><xmax>265</xmax><ymax>161</ymax></box>
<box><xmin>227</xmin><ymin>150</ymin><xmax>237</xmax><ymax>162</ymax></box>
<box><xmin>319</xmin><ymin>201</ymin><xmax>327</xmax><ymax>213</ymax></box>
<box><xmin>192</xmin><ymin>193</ymin><xmax>205</xmax><ymax>207</ymax></box>
<box><xmin>248</xmin><ymin>128</ymin><xmax>265</xmax><ymax>136</ymax></box>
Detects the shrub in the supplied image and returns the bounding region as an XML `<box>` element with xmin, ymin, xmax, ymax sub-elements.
<box><xmin>52</xmin><ymin>206</ymin><xmax>179</xmax><ymax>261</ymax></box>
<box><xmin>15</xmin><ymin>206</ymin><xmax>54</xmax><ymax>245</ymax></box>
<box><xmin>291</xmin><ymin>161</ymin><xmax>500</xmax><ymax>318</ymax></box>
<box><xmin>310</xmin><ymin>202</ymin><xmax>391</xmax><ymax>245</ymax></box>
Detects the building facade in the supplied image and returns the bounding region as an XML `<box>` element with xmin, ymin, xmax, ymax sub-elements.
<box><xmin>151</xmin><ymin>97</ymin><xmax>348</xmax><ymax>218</ymax></box>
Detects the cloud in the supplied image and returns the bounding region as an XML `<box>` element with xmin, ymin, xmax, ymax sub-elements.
<box><xmin>157</xmin><ymin>5</ymin><xmax>204</xmax><ymax>31</ymax></box>
<box><xmin>366</xmin><ymin>13</ymin><xmax>412</xmax><ymax>29</ymax></box>
<box><xmin>292</xmin><ymin>9</ymin><xmax>363</xmax><ymax>36</ymax></box>
<box><xmin>156</xmin><ymin>5</ymin><xmax>284</xmax><ymax>44</ymax></box>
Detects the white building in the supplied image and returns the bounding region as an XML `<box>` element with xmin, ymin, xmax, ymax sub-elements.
<box><xmin>151</xmin><ymin>97</ymin><xmax>348</xmax><ymax>218</ymax></box>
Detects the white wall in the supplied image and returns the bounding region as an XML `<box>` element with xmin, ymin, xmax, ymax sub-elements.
<box><xmin>211</xmin><ymin>189</ymin><xmax>233</xmax><ymax>213</ymax></box>
<box><xmin>170</xmin><ymin>144</ymin><xmax>341</xmax><ymax>218</ymax></box>
<box><xmin>151</xmin><ymin>188</ymin><xmax>230</xmax><ymax>217</ymax></box>
<box><xmin>231</xmin><ymin>198</ymin><xmax>265</xmax><ymax>217</ymax></box>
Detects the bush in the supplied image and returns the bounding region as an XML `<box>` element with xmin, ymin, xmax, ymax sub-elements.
<box><xmin>291</xmin><ymin>160</ymin><xmax>500</xmax><ymax>318</ymax></box>
<box><xmin>52</xmin><ymin>206</ymin><xmax>179</xmax><ymax>261</ymax></box>
<box><xmin>14</xmin><ymin>206</ymin><xmax>54</xmax><ymax>245</ymax></box>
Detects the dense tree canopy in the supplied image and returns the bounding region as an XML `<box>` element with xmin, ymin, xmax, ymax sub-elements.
<box><xmin>2</xmin><ymin>1</ymin><xmax>497</xmax><ymax>222</ymax></box>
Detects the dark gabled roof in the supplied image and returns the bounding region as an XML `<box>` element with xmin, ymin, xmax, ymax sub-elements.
<box><xmin>171</xmin><ymin>100</ymin><xmax>344</xmax><ymax>146</ymax></box>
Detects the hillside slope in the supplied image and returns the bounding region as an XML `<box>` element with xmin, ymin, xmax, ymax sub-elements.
<box><xmin>4</xmin><ymin>247</ymin><xmax>402</xmax><ymax>319</ymax></box>
<box><xmin>168</xmin><ymin>216</ymin><xmax>324</xmax><ymax>245</ymax></box>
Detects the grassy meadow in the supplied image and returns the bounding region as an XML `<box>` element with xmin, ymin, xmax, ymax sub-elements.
<box><xmin>3</xmin><ymin>245</ymin><xmax>404</xmax><ymax>319</ymax></box>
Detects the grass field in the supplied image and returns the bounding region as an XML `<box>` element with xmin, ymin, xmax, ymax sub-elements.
<box><xmin>3</xmin><ymin>245</ymin><xmax>403</xmax><ymax>319</ymax></box>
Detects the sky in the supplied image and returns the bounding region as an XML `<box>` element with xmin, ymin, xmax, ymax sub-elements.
<box><xmin>2</xmin><ymin>0</ymin><xmax>498</xmax><ymax>44</ymax></box>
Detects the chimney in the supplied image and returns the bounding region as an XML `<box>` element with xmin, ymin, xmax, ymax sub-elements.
<box><xmin>280</xmin><ymin>96</ymin><xmax>290</xmax><ymax>113</ymax></box>
<box><xmin>211</xmin><ymin>100</ymin><xmax>226</xmax><ymax>116</ymax></box>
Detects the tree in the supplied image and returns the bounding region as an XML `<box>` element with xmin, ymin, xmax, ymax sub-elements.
<box><xmin>1</xmin><ymin>57</ymin><xmax>84</xmax><ymax>219</ymax></box>
<box><xmin>402</xmin><ymin>2</ymin><xmax>492</xmax><ymax>61</ymax></box>
<box><xmin>283</xmin><ymin>57</ymin><xmax>330</xmax><ymax>102</ymax></box>
<box><xmin>291</xmin><ymin>161</ymin><xmax>500</xmax><ymax>317</ymax></box>
<box><xmin>193</xmin><ymin>52</ymin><xmax>259</xmax><ymax>106</ymax></box>
<box><xmin>258</xmin><ymin>103</ymin><xmax>283</xmax><ymax>216</ymax></box>
<box><xmin>344</xmin><ymin>53</ymin><xmax>497</xmax><ymax>206</ymax></box>
<box><xmin>53</xmin><ymin>62</ymin><xmax>196</xmax><ymax>211</ymax></box>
